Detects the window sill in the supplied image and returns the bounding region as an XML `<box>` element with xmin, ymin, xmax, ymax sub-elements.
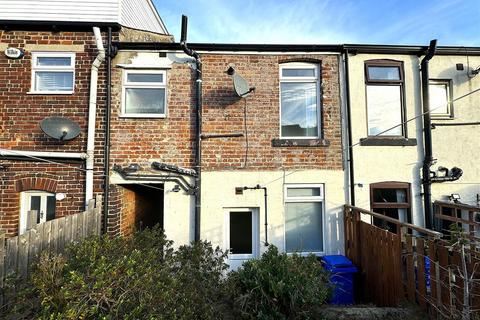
<box><xmin>119</xmin><ymin>114</ymin><xmax>166</xmax><ymax>119</ymax></box>
<box><xmin>359</xmin><ymin>137</ymin><xmax>417</xmax><ymax>146</ymax></box>
<box><xmin>27</xmin><ymin>91</ymin><xmax>74</xmax><ymax>95</ymax></box>
<box><xmin>271</xmin><ymin>138</ymin><xmax>330</xmax><ymax>147</ymax></box>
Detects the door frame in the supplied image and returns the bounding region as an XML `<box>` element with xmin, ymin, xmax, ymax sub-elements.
<box><xmin>224</xmin><ymin>207</ymin><xmax>260</xmax><ymax>261</ymax></box>
<box><xmin>19</xmin><ymin>190</ymin><xmax>55</xmax><ymax>235</ymax></box>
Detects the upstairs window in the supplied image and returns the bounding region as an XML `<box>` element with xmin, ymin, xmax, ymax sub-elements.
<box><xmin>31</xmin><ymin>52</ymin><xmax>75</xmax><ymax>93</ymax></box>
<box><xmin>280</xmin><ymin>63</ymin><xmax>320</xmax><ymax>138</ymax></box>
<box><xmin>429</xmin><ymin>79</ymin><xmax>453</xmax><ymax>118</ymax></box>
<box><xmin>122</xmin><ymin>70</ymin><xmax>167</xmax><ymax>118</ymax></box>
<box><xmin>365</xmin><ymin>60</ymin><xmax>405</xmax><ymax>137</ymax></box>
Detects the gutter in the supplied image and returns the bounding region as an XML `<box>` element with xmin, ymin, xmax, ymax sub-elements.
<box><xmin>103</xmin><ymin>27</ymin><xmax>113</xmax><ymax>233</ymax></box>
<box><xmin>86</xmin><ymin>27</ymin><xmax>105</xmax><ymax>208</ymax></box>
<box><xmin>421</xmin><ymin>39</ymin><xmax>437</xmax><ymax>229</ymax></box>
<box><xmin>179</xmin><ymin>15</ymin><xmax>202</xmax><ymax>242</ymax></box>
<box><xmin>114</xmin><ymin>42</ymin><xmax>480</xmax><ymax>56</ymax></box>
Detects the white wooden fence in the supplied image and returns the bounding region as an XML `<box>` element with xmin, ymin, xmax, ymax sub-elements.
<box><xmin>0</xmin><ymin>195</ymin><xmax>102</xmax><ymax>286</ymax></box>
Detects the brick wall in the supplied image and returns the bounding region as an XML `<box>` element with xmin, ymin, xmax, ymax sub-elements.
<box><xmin>109</xmin><ymin>53</ymin><xmax>343</xmax><ymax>172</ymax></box>
<box><xmin>0</xmin><ymin>161</ymin><xmax>85</xmax><ymax>236</ymax></box>
<box><xmin>0</xmin><ymin>28</ymin><xmax>112</xmax><ymax>236</ymax></box>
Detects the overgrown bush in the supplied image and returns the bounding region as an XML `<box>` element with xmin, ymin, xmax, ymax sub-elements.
<box><xmin>226</xmin><ymin>245</ymin><xmax>331</xmax><ymax>320</ymax></box>
<box><xmin>3</xmin><ymin>226</ymin><xmax>229</xmax><ymax>320</ymax></box>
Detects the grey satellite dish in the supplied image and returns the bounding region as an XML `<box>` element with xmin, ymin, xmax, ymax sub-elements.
<box><xmin>228</xmin><ymin>67</ymin><xmax>255</xmax><ymax>97</ymax></box>
<box><xmin>40</xmin><ymin>117</ymin><xmax>81</xmax><ymax>141</ymax></box>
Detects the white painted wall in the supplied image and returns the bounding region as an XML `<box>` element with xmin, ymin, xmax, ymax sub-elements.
<box><xmin>201</xmin><ymin>170</ymin><xmax>346</xmax><ymax>262</ymax></box>
<box><xmin>347</xmin><ymin>52</ymin><xmax>480</xmax><ymax>225</ymax></box>
<box><xmin>429</xmin><ymin>55</ymin><xmax>480</xmax><ymax>206</ymax></box>
<box><xmin>0</xmin><ymin>0</ymin><xmax>168</xmax><ymax>35</ymax></box>
<box><xmin>347</xmin><ymin>53</ymin><xmax>425</xmax><ymax>225</ymax></box>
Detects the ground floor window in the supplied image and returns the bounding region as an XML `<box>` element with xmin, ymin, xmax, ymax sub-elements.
<box><xmin>370</xmin><ymin>182</ymin><xmax>411</xmax><ymax>232</ymax></box>
<box><xmin>284</xmin><ymin>184</ymin><xmax>324</xmax><ymax>254</ymax></box>
<box><xmin>19</xmin><ymin>191</ymin><xmax>56</xmax><ymax>234</ymax></box>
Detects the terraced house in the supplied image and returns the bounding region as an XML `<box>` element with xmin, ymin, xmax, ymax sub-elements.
<box><xmin>1</xmin><ymin>1</ymin><xmax>479</xmax><ymax>269</ymax></box>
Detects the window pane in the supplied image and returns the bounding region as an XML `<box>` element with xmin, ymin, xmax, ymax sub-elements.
<box><xmin>230</xmin><ymin>211</ymin><xmax>252</xmax><ymax>254</ymax></box>
<box><xmin>46</xmin><ymin>196</ymin><xmax>56</xmax><ymax>221</ymax></box>
<box><xmin>35</xmin><ymin>72</ymin><xmax>74</xmax><ymax>91</ymax></box>
<box><xmin>285</xmin><ymin>202</ymin><xmax>323</xmax><ymax>252</ymax></box>
<box><xmin>125</xmin><ymin>88</ymin><xmax>165</xmax><ymax>114</ymax></box>
<box><xmin>127</xmin><ymin>73</ymin><xmax>164</xmax><ymax>83</ymax></box>
<box><xmin>429</xmin><ymin>83</ymin><xmax>449</xmax><ymax>115</ymax></box>
<box><xmin>281</xmin><ymin>82</ymin><xmax>318</xmax><ymax>137</ymax></box>
<box><xmin>37</xmin><ymin>56</ymin><xmax>71</xmax><ymax>66</ymax></box>
<box><xmin>368</xmin><ymin>66</ymin><xmax>400</xmax><ymax>80</ymax></box>
<box><xmin>367</xmin><ymin>85</ymin><xmax>402</xmax><ymax>136</ymax></box>
<box><xmin>287</xmin><ymin>187</ymin><xmax>321</xmax><ymax>197</ymax></box>
<box><xmin>30</xmin><ymin>196</ymin><xmax>41</xmax><ymax>224</ymax></box>
<box><xmin>373</xmin><ymin>188</ymin><xmax>407</xmax><ymax>203</ymax></box>
<box><xmin>282</xmin><ymin>68</ymin><xmax>315</xmax><ymax>77</ymax></box>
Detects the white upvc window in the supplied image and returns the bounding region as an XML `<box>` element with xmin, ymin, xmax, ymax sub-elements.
<box><xmin>224</xmin><ymin>208</ymin><xmax>260</xmax><ymax>261</ymax></box>
<box><xmin>284</xmin><ymin>184</ymin><xmax>324</xmax><ymax>254</ymax></box>
<box><xmin>30</xmin><ymin>52</ymin><xmax>75</xmax><ymax>94</ymax></box>
<box><xmin>279</xmin><ymin>63</ymin><xmax>321</xmax><ymax>138</ymax></box>
<box><xmin>121</xmin><ymin>70</ymin><xmax>167</xmax><ymax>118</ymax></box>
<box><xmin>429</xmin><ymin>79</ymin><xmax>453</xmax><ymax>118</ymax></box>
<box><xmin>19</xmin><ymin>191</ymin><xmax>56</xmax><ymax>235</ymax></box>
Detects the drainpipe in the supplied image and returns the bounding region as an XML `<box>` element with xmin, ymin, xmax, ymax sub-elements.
<box><xmin>103</xmin><ymin>27</ymin><xmax>113</xmax><ymax>233</ymax></box>
<box><xmin>243</xmin><ymin>185</ymin><xmax>269</xmax><ymax>246</ymax></box>
<box><xmin>421</xmin><ymin>39</ymin><xmax>437</xmax><ymax>229</ymax></box>
<box><xmin>343</xmin><ymin>49</ymin><xmax>355</xmax><ymax>206</ymax></box>
<box><xmin>85</xmin><ymin>27</ymin><xmax>106</xmax><ymax>208</ymax></box>
<box><xmin>180</xmin><ymin>15</ymin><xmax>202</xmax><ymax>242</ymax></box>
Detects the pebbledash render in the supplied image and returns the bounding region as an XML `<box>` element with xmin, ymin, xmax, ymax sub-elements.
<box><xmin>108</xmin><ymin>48</ymin><xmax>347</xmax><ymax>267</ymax></box>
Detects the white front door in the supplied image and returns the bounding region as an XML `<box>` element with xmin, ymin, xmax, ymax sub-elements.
<box><xmin>225</xmin><ymin>208</ymin><xmax>259</xmax><ymax>270</ymax></box>
<box><xmin>19</xmin><ymin>191</ymin><xmax>56</xmax><ymax>234</ymax></box>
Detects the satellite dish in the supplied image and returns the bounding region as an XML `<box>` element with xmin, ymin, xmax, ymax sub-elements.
<box><xmin>40</xmin><ymin>117</ymin><xmax>81</xmax><ymax>141</ymax></box>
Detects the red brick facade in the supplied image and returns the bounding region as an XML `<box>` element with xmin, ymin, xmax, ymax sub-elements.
<box><xmin>109</xmin><ymin>53</ymin><xmax>342</xmax><ymax>172</ymax></box>
<box><xmin>0</xmin><ymin>29</ymin><xmax>110</xmax><ymax>236</ymax></box>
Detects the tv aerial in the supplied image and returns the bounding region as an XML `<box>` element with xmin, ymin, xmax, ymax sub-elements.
<box><xmin>227</xmin><ymin>66</ymin><xmax>255</xmax><ymax>97</ymax></box>
<box><xmin>40</xmin><ymin>117</ymin><xmax>81</xmax><ymax>141</ymax></box>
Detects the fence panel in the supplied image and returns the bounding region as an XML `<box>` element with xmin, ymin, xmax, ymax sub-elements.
<box><xmin>344</xmin><ymin>204</ymin><xmax>479</xmax><ymax>319</ymax></box>
<box><xmin>0</xmin><ymin>196</ymin><xmax>102</xmax><ymax>287</ymax></box>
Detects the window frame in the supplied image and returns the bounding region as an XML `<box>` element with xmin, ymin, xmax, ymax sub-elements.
<box><xmin>19</xmin><ymin>190</ymin><xmax>56</xmax><ymax>235</ymax></box>
<box><xmin>369</xmin><ymin>182</ymin><xmax>412</xmax><ymax>229</ymax></box>
<box><xmin>279</xmin><ymin>62</ymin><xmax>321</xmax><ymax>139</ymax></box>
<box><xmin>121</xmin><ymin>69</ymin><xmax>167</xmax><ymax>118</ymax></box>
<box><xmin>364</xmin><ymin>59</ymin><xmax>406</xmax><ymax>138</ymax></box>
<box><xmin>429</xmin><ymin>79</ymin><xmax>454</xmax><ymax>119</ymax></box>
<box><xmin>283</xmin><ymin>183</ymin><xmax>325</xmax><ymax>255</ymax></box>
<box><xmin>224</xmin><ymin>208</ymin><xmax>260</xmax><ymax>261</ymax></box>
<box><xmin>30</xmin><ymin>52</ymin><xmax>75</xmax><ymax>94</ymax></box>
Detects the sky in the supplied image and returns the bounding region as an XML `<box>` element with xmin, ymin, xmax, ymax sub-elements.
<box><xmin>152</xmin><ymin>0</ymin><xmax>480</xmax><ymax>46</ymax></box>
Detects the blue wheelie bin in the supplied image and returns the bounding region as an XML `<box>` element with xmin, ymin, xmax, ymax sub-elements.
<box><xmin>321</xmin><ymin>255</ymin><xmax>358</xmax><ymax>305</ymax></box>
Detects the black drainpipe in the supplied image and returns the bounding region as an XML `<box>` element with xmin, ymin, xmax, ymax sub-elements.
<box><xmin>103</xmin><ymin>27</ymin><xmax>113</xmax><ymax>234</ymax></box>
<box><xmin>180</xmin><ymin>15</ymin><xmax>202</xmax><ymax>242</ymax></box>
<box><xmin>421</xmin><ymin>39</ymin><xmax>437</xmax><ymax>229</ymax></box>
<box><xmin>243</xmin><ymin>185</ymin><xmax>269</xmax><ymax>246</ymax></box>
<box><xmin>344</xmin><ymin>49</ymin><xmax>355</xmax><ymax>205</ymax></box>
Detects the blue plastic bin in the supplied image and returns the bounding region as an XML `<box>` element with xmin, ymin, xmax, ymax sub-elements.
<box><xmin>321</xmin><ymin>255</ymin><xmax>358</xmax><ymax>305</ymax></box>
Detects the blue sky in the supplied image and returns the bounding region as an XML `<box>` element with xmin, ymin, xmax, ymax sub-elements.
<box><xmin>153</xmin><ymin>0</ymin><xmax>480</xmax><ymax>46</ymax></box>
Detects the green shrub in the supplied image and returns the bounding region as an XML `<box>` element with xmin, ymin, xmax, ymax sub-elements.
<box><xmin>3</xmin><ymin>226</ymin><xmax>229</xmax><ymax>320</ymax></box>
<box><xmin>226</xmin><ymin>245</ymin><xmax>331</xmax><ymax>320</ymax></box>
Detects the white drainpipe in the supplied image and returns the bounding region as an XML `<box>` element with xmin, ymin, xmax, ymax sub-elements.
<box><xmin>85</xmin><ymin>27</ymin><xmax>106</xmax><ymax>208</ymax></box>
<box><xmin>0</xmin><ymin>150</ymin><xmax>87</xmax><ymax>159</ymax></box>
